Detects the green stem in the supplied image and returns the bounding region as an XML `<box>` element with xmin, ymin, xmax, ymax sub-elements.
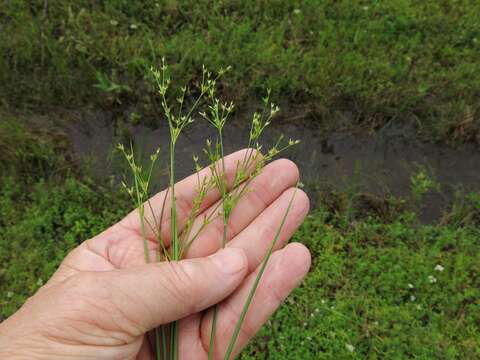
<box><xmin>224</xmin><ymin>188</ymin><xmax>298</xmax><ymax>360</ymax></box>
<box><xmin>169</xmin><ymin>136</ymin><xmax>180</xmax><ymax>360</ymax></box>
<box><xmin>208</xmin><ymin>305</ymin><xmax>219</xmax><ymax>360</ymax></box>
<box><xmin>162</xmin><ymin>325</ymin><xmax>168</xmax><ymax>360</ymax></box>
<box><xmin>170</xmin><ymin>140</ymin><xmax>178</xmax><ymax>260</ymax></box>
<box><xmin>131</xmin><ymin>154</ymin><xmax>150</xmax><ymax>264</ymax></box>
<box><xmin>155</xmin><ymin>327</ymin><xmax>161</xmax><ymax>360</ymax></box>
<box><xmin>208</xmin><ymin>129</ymin><xmax>228</xmax><ymax>359</ymax></box>
<box><xmin>219</xmin><ymin>131</ymin><xmax>228</xmax><ymax>247</ymax></box>
<box><xmin>171</xmin><ymin>321</ymin><xmax>178</xmax><ymax>360</ymax></box>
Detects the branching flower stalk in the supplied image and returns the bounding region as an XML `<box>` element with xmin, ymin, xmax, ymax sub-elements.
<box><xmin>200</xmin><ymin>85</ymin><xmax>234</xmax><ymax>359</ymax></box>
<box><xmin>151</xmin><ymin>59</ymin><xmax>222</xmax><ymax>359</ymax></box>
<box><xmin>120</xmin><ymin>61</ymin><xmax>301</xmax><ymax>360</ymax></box>
<box><xmin>202</xmin><ymin>85</ymin><xmax>299</xmax><ymax>358</ymax></box>
<box><xmin>117</xmin><ymin>143</ymin><xmax>160</xmax><ymax>264</ymax></box>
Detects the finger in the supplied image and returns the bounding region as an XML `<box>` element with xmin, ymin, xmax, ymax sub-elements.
<box><xmin>227</xmin><ymin>188</ymin><xmax>309</xmax><ymax>272</ymax></box>
<box><xmin>117</xmin><ymin>148</ymin><xmax>260</xmax><ymax>244</ymax></box>
<box><xmin>82</xmin><ymin>248</ymin><xmax>248</xmax><ymax>335</ymax></box>
<box><xmin>199</xmin><ymin>243</ymin><xmax>311</xmax><ymax>358</ymax></box>
<box><xmin>186</xmin><ymin>159</ymin><xmax>300</xmax><ymax>258</ymax></box>
<box><xmin>59</xmin><ymin>182</ymin><xmax>307</xmax><ymax>279</ymax></box>
<box><xmin>178</xmin><ymin>313</ymin><xmax>203</xmax><ymax>355</ymax></box>
<box><xmin>137</xmin><ymin>337</ymin><xmax>154</xmax><ymax>360</ymax></box>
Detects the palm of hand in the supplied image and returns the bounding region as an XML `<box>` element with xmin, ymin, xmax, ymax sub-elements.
<box><xmin>2</xmin><ymin>152</ymin><xmax>310</xmax><ymax>360</ymax></box>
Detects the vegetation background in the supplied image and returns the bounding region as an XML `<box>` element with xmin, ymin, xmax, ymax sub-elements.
<box><xmin>1</xmin><ymin>1</ymin><xmax>479</xmax><ymax>358</ymax></box>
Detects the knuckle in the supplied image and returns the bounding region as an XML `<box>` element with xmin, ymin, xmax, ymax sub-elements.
<box><xmin>175</xmin><ymin>195</ymin><xmax>193</xmax><ymax>223</ymax></box>
<box><xmin>62</xmin><ymin>272</ymin><xmax>110</xmax><ymax>304</ymax></box>
<box><xmin>161</xmin><ymin>262</ymin><xmax>199</xmax><ymax>313</ymax></box>
<box><xmin>246</xmin><ymin>181</ymin><xmax>270</xmax><ymax>209</ymax></box>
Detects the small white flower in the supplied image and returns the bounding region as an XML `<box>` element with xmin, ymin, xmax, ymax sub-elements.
<box><xmin>410</xmin><ymin>295</ymin><xmax>416</xmax><ymax>301</ymax></box>
<box><xmin>434</xmin><ymin>264</ymin><xmax>444</xmax><ymax>272</ymax></box>
<box><xmin>7</xmin><ymin>291</ymin><xmax>13</xmax><ymax>298</ymax></box>
<box><xmin>428</xmin><ymin>275</ymin><xmax>437</xmax><ymax>283</ymax></box>
<box><xmin>315</xmin><ymin>308</ymin><xmax>320</xmax><ymax>313</ymax></box>
<box><xmin>408</xmin><ymin>283</ymin><xmax>414</xmax><ymax>289</ymax></box>
<box><xmin>303</xmin><ymin>322</ymin><xmax>307</xmax><ymax>327</ymax></box>
<box><xmin>321</xmin><ymin>299</ymin><xmax>326</xmax><ymax>304</ymax></box>
<box><xmin>293</xmin><ymin>9</ymin><xmax>301</xmax><ymax>15</ymax></box>
<box><xmin>130</xmin><ymin>24</ymin><xmax>138</xmax><ymax>30</ymax></box>
<box><xmin>346</xmin><ymin>343</ymin><xmax>355</xmax><ymax>352</ymax></box>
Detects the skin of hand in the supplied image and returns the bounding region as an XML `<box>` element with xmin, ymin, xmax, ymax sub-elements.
<box><xmin>0</xmin><ymin>149</ymin><xmax>311</xmax><ymax>360</ymax></box>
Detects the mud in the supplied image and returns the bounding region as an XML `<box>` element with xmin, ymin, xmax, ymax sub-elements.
<box><xmin>63</xmin><ymin>111</ymin><xmax>480</xmax><ymax>222</ymax></box>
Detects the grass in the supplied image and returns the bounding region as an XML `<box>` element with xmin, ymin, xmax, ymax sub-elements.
<box><xmin>1</xmin><ymin>119</ymin><xmax>479</xmax><ymax>358</ymax></box>
<box><xmin>241</xmin><ymin>207</ymin><xmax>480</xmax><ymax>359</ymax></box>
<box><xmin>2</xmin><ymin>0</ymin><xmax>480</xmax><ymax>141</ymax></box>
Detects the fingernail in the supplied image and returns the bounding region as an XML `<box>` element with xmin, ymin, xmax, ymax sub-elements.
<box><xmin>209</xmin><ymin>248</ymin><xmax>246</xmax><ymax>275</ymax></box>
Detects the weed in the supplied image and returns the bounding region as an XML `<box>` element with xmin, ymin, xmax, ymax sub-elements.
<box><xmin>409</xmin><ymin>166</ymin><xmax>440</xmax><ymax>204</ymax></box>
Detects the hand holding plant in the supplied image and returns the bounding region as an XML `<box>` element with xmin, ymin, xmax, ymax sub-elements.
<box><xmin>0</xmin><ymin>62</ymin><xmax>310</xmax><ymax>359</ymax></box>
<box><xmin>0</xmin><ymin>150</ymin><xmax>310</xmax><ymax>359</ymax></box>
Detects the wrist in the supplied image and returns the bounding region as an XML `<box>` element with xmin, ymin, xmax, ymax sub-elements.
<box><xmin>0</xmin><ymin>312</ymin><xmax>50</xmax><ymax>359</ymax></box>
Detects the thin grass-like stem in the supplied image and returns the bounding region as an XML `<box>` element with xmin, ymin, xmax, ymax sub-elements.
<box><xmin>168</xmin><ymin>138</ymin><xmax>180</xmax><ymax>359</ymax></box>
<box><xmin>224</xmin><ymin>187</ymin><xmax>299</xmax><ymax>360</ymax></box>
<box><xmin>208</xmin><ymin>128</ymin><xmax>228</xmax><ymax>359</ymax></box>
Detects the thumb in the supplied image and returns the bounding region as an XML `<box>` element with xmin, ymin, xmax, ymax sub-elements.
<box><xmin>97</xmin><ymin>247</ymin><xmax>247</xmax><ymax>333</ymax></box>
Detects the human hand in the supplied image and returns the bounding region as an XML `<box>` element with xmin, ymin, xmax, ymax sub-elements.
<box><xmin>0</xmin><ymin>149</ymin><xmax>310</xmax><ymax>359</ymax></box>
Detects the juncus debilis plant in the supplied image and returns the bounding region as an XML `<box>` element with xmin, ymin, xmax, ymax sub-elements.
<box><xmin>119</xmin><ymin>60</ymin><xmax>301</xmax><ymax>359</ymax></box>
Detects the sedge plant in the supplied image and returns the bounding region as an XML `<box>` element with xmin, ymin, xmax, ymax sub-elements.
<box><xmin>118</xmin><ymin>60</ymin><xmax>301</xmax><ymax>359</ymax></box>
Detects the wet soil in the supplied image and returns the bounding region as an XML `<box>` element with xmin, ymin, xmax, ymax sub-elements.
<box><xmin>62</xmin><ymin>111</ymin><xmax>480</xmax><ymax>222</ymax></box>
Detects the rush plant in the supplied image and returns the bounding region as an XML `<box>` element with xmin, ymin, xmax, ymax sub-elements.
<box><xmin>119</xmin><ymin>60</ymin><xmax>300</xmax><ymax>359</ymax></box>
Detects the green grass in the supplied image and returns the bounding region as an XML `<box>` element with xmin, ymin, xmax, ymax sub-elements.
<box><xmin>241</xmin><ymin>210</ymin><xmax>480</xmax><ymax>359</ymax></box>
<box><xmin>2</xmin><ymin>0</ymin><xmax>480</xmax><ymax>141</ymax></box>
<box><xmin>1</xmin><ymin>120</ymin><xmax>479</xmax><ymax>358</ymax></box>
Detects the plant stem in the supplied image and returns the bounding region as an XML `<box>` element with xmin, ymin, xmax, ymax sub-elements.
<box><xmin>170</xmin><ymin>141</ymin><xmax>179</xmax><ymax>260</ymax></box>
<box><xmin>131</xmin><ymin>153</ymin><xmax>151</xmax><ymax>264</ymax></box>
<box><xmin>168</xmin><ymin>136</ymin><xmax>180</xmax><ymax>360</ymax></box>
<box><xmin>161</xmin><ymin>325</ymin><xmax>168</xmax><ymax>360</ymax></box>
<box><xmin>224</xmin><ymin>188</ymin><xmax>298</xmax><ymax>360</ymax></box>
<box><xmin>171</xmin><ymin>321</ymin><xmax>178</xmax><ymax>360</ymax></box>
<box><xmin>208</xmin><ymin>129</ymin><xmax>227</xmax><ymax>359</ymax></box>
<box><xmin>155</xmin><ymin>327</ymin><xmax>161</xmax><ymax>360</ymax></box>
